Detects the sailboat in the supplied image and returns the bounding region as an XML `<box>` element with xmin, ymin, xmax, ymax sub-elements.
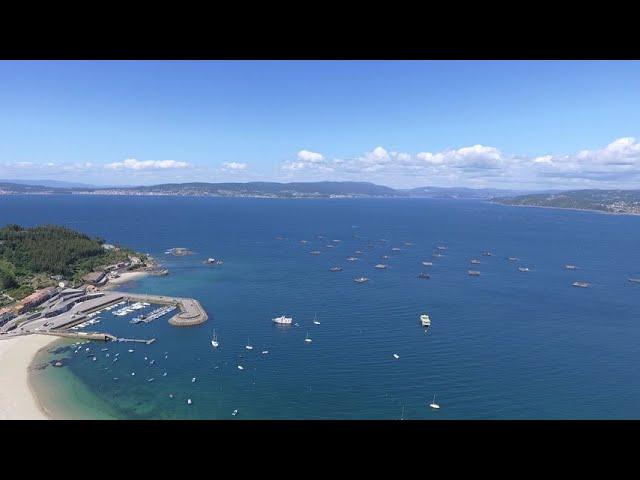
<box><xmin>429</xmin><ymin>394</ymin><xmax>440</xmax><ymax>409</ymax></box>
<box><xmin>401</xmin><ymin>405</ymin><xmax>405</xmax><ymax>421</ymax></box>
<box><xmin>313</xmin><ymin>313</ymin><xmax>321</xmax><ymax>325</ymax></box>
<box><xmin>245</xmin><ymin>337</ymin><xmax>254</xmax><ymax>350</ymax></box>
<box><xmin>305</xmin><ymin>332</ymin><xmax>312</xmax><ymax>343</ymax></box>
<box><xmin>211</xmin><ymin>330</ymin><xmax>219</xmax><ymax>348</ymax></box>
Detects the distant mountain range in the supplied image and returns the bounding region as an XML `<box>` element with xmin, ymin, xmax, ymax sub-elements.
<box><xmin>493</xmin><ymin>189</ymin><xmax>640</xmax><ymax>215</ymax></box>
<box><xmin>0</xmin><ymin>180</ymin><xmax>531</xmax><ymax>199</ymax></box>
<box><xmin>2</xmin><ymin>180</ymin><xmax>638</xmax><ymax>213</ymax></box>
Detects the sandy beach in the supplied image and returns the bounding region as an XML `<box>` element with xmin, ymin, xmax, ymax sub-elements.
<box><xmin>0</xmin><ymin>334</ymin><xmax>57</xmax><ymax>420</ymax></box>
<box><xmin>101</xmin><ymin>270</ymin><xmax>149</xmax><ymax>289</ymax></box>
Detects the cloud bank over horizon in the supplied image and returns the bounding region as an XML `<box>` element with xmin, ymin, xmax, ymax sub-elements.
<box><xmin>279</xmin><ymin>137</ymin><xmax>640</xmax><ymax>189</ymax></box>
<box><xmin>1</xmin><ymin>137</ymin><xmax>639</xmax><ymax>189</ymax></box>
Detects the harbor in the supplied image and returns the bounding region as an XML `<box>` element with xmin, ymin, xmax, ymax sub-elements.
<box><xmin>1</xmin><ymin>289</ymin><xmax>208</xmax><ymax>338</ymax></box>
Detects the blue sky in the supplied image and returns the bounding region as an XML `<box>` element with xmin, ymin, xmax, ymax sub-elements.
<box><xmin>1</xmin><ymin>60</ymin><xmax>639</xmax><ymax>189</ymax></box>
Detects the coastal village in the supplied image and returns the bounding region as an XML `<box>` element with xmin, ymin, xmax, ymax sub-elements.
<box><xmin>0</xmin><ymin>243</ymin><xmax>206</xmax><ymax>338</ymax></box>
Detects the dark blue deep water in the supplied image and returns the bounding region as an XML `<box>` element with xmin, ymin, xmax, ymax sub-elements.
<box><xmin>3</xmin><ymin>195</ymin><xmax>640</xmax><ymax>419</ymax></box>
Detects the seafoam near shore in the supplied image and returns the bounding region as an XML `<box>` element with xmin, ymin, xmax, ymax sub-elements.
<box><xmin>0</xmin><ymin>334</ymin><xmax>57</xmax><ymax>420</ymax></box>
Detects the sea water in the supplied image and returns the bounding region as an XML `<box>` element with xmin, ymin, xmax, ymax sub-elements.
<box><xmin>2</xmin><ymin>195</ymin><xmax>639</xmax><ymax>419</ymax></box>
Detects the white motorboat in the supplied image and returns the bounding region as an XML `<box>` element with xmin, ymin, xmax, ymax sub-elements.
<box><xmin>237</xmin><ymin>365</ymin><xmax>244</xmax><ymax>370</ymax></box>
<box><xmin>245</xmin><ymin>338</ymin><xmax>253</xmax><ymax>350</ymax></box>
<box><xmin>393</xmin><ymin>353</ymin><xmax>400</xmax><ymax>359</ymax></box>
<box><xmin>420</xmin><ymin>314</ymin><xmax>431</xmax><ymax>327</ymax></box>
<box><xmin>211</xmin><ymin>329</ymin><xmax>219</xmax><ymax>348</ymax></box>
<box><xmin>272</xmin><ymin>314</ymin><xmax>293</xmax><ymax>325</ymax></box>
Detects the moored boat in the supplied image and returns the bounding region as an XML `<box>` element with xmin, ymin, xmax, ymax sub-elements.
<box><xmin>272</xmin><ymin>314</ymin><xmax>293</xmax><ymax>325</ymax></box>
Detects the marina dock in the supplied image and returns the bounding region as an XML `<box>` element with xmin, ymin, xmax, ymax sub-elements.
<box><xmin>39</xmin><ymin>331</ymin><xmax>118</xmax><ymax>342</ymax></box>
<box><xmin>110</xmin><ymin>292</ymin><xmax>208</xmax><ymax>327</ymax></box>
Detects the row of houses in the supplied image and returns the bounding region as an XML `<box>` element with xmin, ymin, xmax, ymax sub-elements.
<box><xmin>0</xmin><ymin>286</ymin><xmax>58</xmax><ymax>327</ymax></box>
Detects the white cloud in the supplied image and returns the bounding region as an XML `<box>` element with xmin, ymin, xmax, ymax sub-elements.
<box><xmin>220</xmin><ymin>162</ymin><xmax>248</xmax><ymax>172</ymax></box>
<box><xmin>279</xmin><ymin>137</ymin><xmax>640</xmax><ymax>188</ymax></box>
<box><xmin>297</xmin><ymin>150</ymin><xmax>324</xmax><ymax>163</ymax></box>
<box><xmin>105</xmin><ymin>158</ymin><xmax>190</xmax><ymax>171</ymax></box>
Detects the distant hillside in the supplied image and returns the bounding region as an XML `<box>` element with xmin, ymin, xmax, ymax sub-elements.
<box><xmin>1</xmin><ymin>179</ymin><xmax>537</xmax><ymax>200</ymax></box>
<box><xmin>84</xmin><ymin>181</ymin><xmax>399</xmax><ymax>198</ymax></box>
<box><xmin>493</xmin><ymin>190</ymin><xmax>640</xmax><ymax>215</ymax></box>
<box><xmin>0</xmin><ymin>182</ymin><xmax>65</xmax><ymax>194</ymax></box>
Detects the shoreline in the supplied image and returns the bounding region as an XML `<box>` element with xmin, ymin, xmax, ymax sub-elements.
<box><xmin>101</xmin><ymin>270</ymin><xmax>150</xmax><ymax>290</ymax></box>
<box><xmin>0</xmin><ymin>334</ymin><xmax>58</xmax><ymax>420</ymax></box>
<box><xmin>490</xmin><ymin>201</ymin><xmax>640</xmax><ymax>217</ymax></box>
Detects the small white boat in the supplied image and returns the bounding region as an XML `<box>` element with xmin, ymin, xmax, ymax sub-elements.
<box><xmin>245</xmin><ymin>338</ymin><xmax>253</xmax><ymax>350</ymax></box>
<box><xmin>187</xmin><ymin>399</ymin><xmax>192</xmax><ymax>405</ymax></box>
<box><xmin>237</xmin><ymin>365</ymin><xmax>244</xmax><ymax>370</ymax></box>
<box><xmin>313</xmin><ymin>313</ymin><xmax>321</xmax><ymax>325</ymax></box>
<box><xmin>128</xmin><ymin>349</ymin><xmax>134</xmax><ymax>353</ymax></box>
<box><xmin>131</xmin><ymin>372</ymin><xmax>135</xmax><ymax>376</ymax></box>
<box><xmin>232</xmin><ymin>409</ymin><xmax>238</xmax><ymax>416</ymax></box>
<box><xmin>211</xmin><ymin>329</ymin><xmax>219</xmax><ymax>348</ymax></box>
<box><xmin>192</xmin><ymin>377</ymin><xmax>196</xmax><ymax>383</ymax></box>
<box><xmin>422</xmin><ymin>261</ymin><xmax>433</xmax><ymax>267</ymax></box>
<box><xmin>354</xmin><ymin>277</ymin><xmax>369</xmax><ymax>283</ymax></box>
<box><xmin>272</xmin><ymin>315</ymin><xmax>293</xmax><ymax>325</ymax></box>
<box><xmin>420</xmin><ymin>314</ymin><xmax>431</xmax><ymax>327</ymax></box>
<box><xmin>305</xmin><ymin>332</ymin><xmax>312</xmax><ymax>343</ymax></box>
<box><xmin>261</xmin><ymin>350</ymin><xmax>269</xmax><ymax>354</ymax></box>
<box><xmin>393</xmin><ymin>353</ymin><xmax>400</xmax><ymax>360</ymax></box>
<box><xmin>163</xmin><ymin>372</ymin><xmax>167</xmax><ymax>376</ymax></box>
<box><xmin>429</xmin><ymin>394</ymin><xmax>440</xmax><ymax>409</ymax></box>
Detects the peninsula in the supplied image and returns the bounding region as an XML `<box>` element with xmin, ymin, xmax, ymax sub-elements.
<box><xmin>493</xmin><ymin>189</ymin><xmax>640</xmax><ymax>216</ymax></box>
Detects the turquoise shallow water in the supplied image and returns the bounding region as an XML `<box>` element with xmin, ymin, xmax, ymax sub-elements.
<box><xmin>3</xmin><ymin>195</ymin><xmax>640</xmax><ymax>419</ymax></box>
